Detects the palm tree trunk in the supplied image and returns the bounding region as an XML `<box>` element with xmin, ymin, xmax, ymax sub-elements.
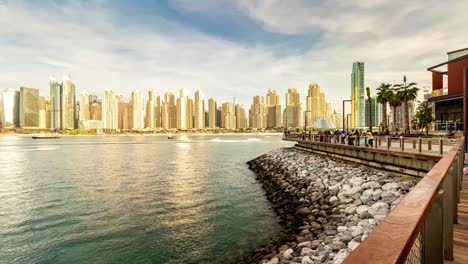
<box><xmin>382</xmin><ymin>102</ymin><xmax>387</xmax><ymax>131</ymax></box>
<box><xmin>393</xmin><ymin>107</ymin><xmax>397</xmax><ymax>131</ymax></box>
<box><xmin>404</xmin><ymin>99</ymin><xmax>409</xmax><ymax>134</ymax></box>
<box><xmin>425</xmin><ymin>124</ymin><xmax>429</xmax><ymax>135</ymax></box>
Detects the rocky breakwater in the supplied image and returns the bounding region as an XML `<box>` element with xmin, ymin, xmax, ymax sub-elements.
<box><xmin>247</xmin><ymin>148</ymin><xmax>416</xmax><ymax>264</ymax></box>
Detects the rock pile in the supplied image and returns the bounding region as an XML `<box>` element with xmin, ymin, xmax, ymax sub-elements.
<box><xmin>247</xmin><ymin>148</ymin><xmax>416</xmax><ymax>264</ymax></box>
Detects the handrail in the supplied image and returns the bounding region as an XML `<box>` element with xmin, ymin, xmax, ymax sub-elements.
<box><xmin>342</xmin><ymin>139</ymin><xmax>464</xmax><ymax>263</ymax></box>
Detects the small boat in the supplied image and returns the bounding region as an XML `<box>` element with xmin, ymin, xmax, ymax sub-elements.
<box><xmin>168</xmin><ymin>135</ymin><xmax>175</xmax><ymax>139</ymax></box>
<box><xmin>32</xmin><ymin>135</ymin><xmax>61</xmax><ymax>139</ymax></box>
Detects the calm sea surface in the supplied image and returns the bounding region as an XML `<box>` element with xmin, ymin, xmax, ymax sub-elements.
<box><xmin>0</xmin><ymin>135</ymin><xmax>293</xmax><ymax>263</ymax></box>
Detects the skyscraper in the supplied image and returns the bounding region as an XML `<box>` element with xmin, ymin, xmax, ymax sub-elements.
<box><xmin>208</xmin><ymin>97</ymin><xmax>217</xmax><ymax>128</ymax></box>
<box><xmin>118</xmin><ymin>101</ymin><xmax>131</xmax><ymax>130</ymax></box>
<box><xmin>216</xmin><ymin>107</ymin><xmax>222</xmax><ymax>128</ymax></box>
<box><xmin>249</xmin><ymin>95</ymin><xmax>267</xmax><ymax>129</ymax></box>
<box><xmin>284</xmin><ymin>88</ymin><xmax>302</xmax><ymax>128</ymax></box>
<box><xmin>266</xmin><ymin>89</ymin><xmax>281</xmax><ymax>128</ymax></box>
<box><xmin>177</xmin><ymin>89</ymin><xmax>191</xmax><ymax>130</ymax></box>
<box><xmin>61</xmin><ymin>75</ymin><xmax>76</xmax><ymax>130</ymax></box>
<box><xmin>38</xmin><ymin>96</ymin><xmax>50</xmax><ymax>129</ymax></box>
<box><xmin>103</xmin><ymin>89</ymin><xmax>118</xmax><ymax>130</ymax></box>
<box><xmin>0</xmin><ymin>89</ymin><xmax>20</xmax><ymax>129</ymax></box>
<box><xmin>331</xmin><ymin>110</ymin><xmax>343</xmax><ymax>129</ymax></box>
<box><xmin>79</xmin><ymin>92</ymin><xmax>90</xmax><ymax>121</ymax></box>
<box><xmin>221</xmin><ymin>102</ymin><xmax>236</xmax><ymax>129</ymax></box>
<box><xmin>90</xmin><ymin>102</ymin><xmax>102</xmax><ymax>121</ymax></box>
<box><xmin>194</xmin><ymin>90</ymin><xmax>205</xmax><ymax>129</ymax></box>
<box><xmin>162</xmin><ymin>92</ymin><xmax>176</xmax><ymax>129</ymax></box>
<box><xmin>365</xmin><ymin>97</ymin><xmax>383</xmax><ymax>128</ymax></box>
<box><xmin>145</xmin><ymin>89</ymin><xmax>157</xmax><ymax>129</ymax></box>
<box><xmin>19</xmin><ymin>87</ymin><xmax>39</xmax><ymax>128</ymax></box>
<box><xmin>131</xmin><ymin>90</ymin><xmax>143</xmax><ymax>129</ymax></box>
<box><xmin>351</xmin><ymin>62</ymin><xmax>365</xmax><ymax>129</ymax></box>
<box><xmin>49</xmin><ymin>77</ymin><xmax>62</xmax><ymax>130</ymax></box>
<box><xmin>235</xmin><ymin>104</ymin><xmax>247</xmax><ymax>129</ymax></box>
<box><xmin>306</xmin><ymin>83</ymin><xmax>322</xmax><ymax>127</ymax></box>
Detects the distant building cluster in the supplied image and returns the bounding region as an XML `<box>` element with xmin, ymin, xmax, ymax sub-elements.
<box><xmin>1</xmin><ymin>75</ymin><xmax>346</xmax><ymax>133</ymax></box>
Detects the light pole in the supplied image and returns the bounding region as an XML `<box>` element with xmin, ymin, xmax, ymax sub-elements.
<box><xmin>366</xmin><ymin>87</ymin><xmax>372</xmax><ymax>132</ymax></box>
<box><xmin>342</xmin><ymin>99</ymin><xmax>352</xmax><ymax>130</ymax></box>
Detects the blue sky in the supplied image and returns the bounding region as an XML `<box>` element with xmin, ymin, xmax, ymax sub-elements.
<box><xmin>0</xmin><ymin>0</ymin><xmax>467</xmax><ymax>110</ymax></box>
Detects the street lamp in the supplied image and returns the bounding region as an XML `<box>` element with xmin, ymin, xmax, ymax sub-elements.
<box><xmin>342</xmin><ymin>99</ymin><xmax>351</xmax><ymax>130</ymax></box>
<box><xmin>366</xmin><ymin>87</ymin><xmax>372</xmax><ymax>132</ymax></box>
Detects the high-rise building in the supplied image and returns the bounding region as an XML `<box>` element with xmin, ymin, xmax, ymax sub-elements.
<box><xmin>284</xmin><ymin>88</ymin><xmax>302</xmax><ymax>128</ymax></box>
<box><xmin>266</xmin><ymin>89</ymin><xmax>281</xmax><ymax>128</ymax></box>
<box><xmin>79</xmin><ymin>92</ymin><xmax>90</xmax><ymax>121</ymax></box>
<box><xmin>0</xmin><ymin>89</ymin><xmax>20</xmax><ymax>128</ymax></box>
<box><xmin>306</xmin><ymin>83</ymin><xmax>323</xmax><ymax>127</ymax></box>
<box><xmin>177</xmin><ymin>88</ymin><xmax>193</xmax><ymax>130</ymax></box>
<box><xmin>90</xmin><ymin>102</ymin><xmax>102</xmax><ymax>121</ymax></box>
<box><xmin>145</xmin><ymin>89</ymin><xmax>157</xmax><ymax>129</ymax></box>
<box><xmin>89</xmin><ymin>94</ymin><xmax>98</xmax><ymax>104</ymax></box>
<box><xmin>61</xmin><ymin>75</ymin><xmax>76</xmax><ymax>129</ymax></box>
<box><xmin>250</xmin><ymin>96</ymin><xmax>267</xmax><ymax>129</ymax></box>
<box><xmin>131</xmin><ymin>90</ymin><xmax>143</xmax><ymax>129</ymax></box>
<box><xmin>351</xmin><ymin>62</ymin><xmax>365</xmax><ymax>129</ymax></box>
<box><xmin>103</xmin><ymin>89</ymin><xmax>118</xmax><ymax>129</ymax></box>
<box><xmin>216</xmin><ymin>107</ymin><xmax>222</xmax><ymax>128</ymax></box>
<box><xmin>235</xmin><ymin>104</ymin><xmax>247</xmax><ymax>129</ymax></box>
<box><xmin>38</xmin><ymin>96</ymin><xmax>50</xmax><ymax>129</ymax></box>
<box><xmin>330</xmin><ymin>110</ymin><xmax>343</xmax><ymax>129</ymax></box>
<box><xmin>208</xmin><ymin>97</ymin><xmax>217</xmax><ymax>128</ymax></box>
<box><xmin>162</xmin><ymin>92</ymin><xmax>176</xmax><ymax>129</ymax></box>
<box><xmin>194</xmin><ymin>90</ymin><xmax>205</xmax><ymax>129</ymax></box>
<box><xmin>392</xmin><ymin>100</ymin><xmax>415</xmax><ymax>128</ymax></box>
<box><xmin>19</xmin><ymin>87</ymin><xmax>39</xmax><ymax>128</ymax></box>
<box><xmin>365</xmin><ymin>97</ymin><xmax>383</xmax><ymax>128</ymax></box>
<box><xmin>154</xmin><ymin>92</ymin><xmax>161</xmax><ymax>128</ymax></box>
<box><xmin>49</xmin><ymin>77</ymin><xmax>62</xmax><ymax>130</ymax></box>
<box><xmin>204</xmin><ymin>111</ymin><xmax>209</xmax><ymax>128</ymax></box>
<box><xmin>118</xmin><ymin>101</ymin><xmax>131</xmax><ymax>130</ymax></box>
<box><xmin>221</xmin><ymin>102</ymin><xmax>236</xmax><ymax>129</ymax></box>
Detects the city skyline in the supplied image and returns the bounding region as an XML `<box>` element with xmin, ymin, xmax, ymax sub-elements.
<box><xmin>0</xmin><ymin>1</ymin><xmax>466</xmax><ymax>109</ymax></box>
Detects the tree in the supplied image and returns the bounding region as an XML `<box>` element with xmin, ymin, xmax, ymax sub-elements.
<box><xmin>388</xmin><ymin>89</ymin><xmax>402</xmax><ymax>131</ymax></box>
<box><xmin>376</xmin><ymin>83</ymin><xmax>393</xmax><ymax>131</ymax></box>
<box><xmin>394</xmin><ymin>76</ymin><xmax>420</xmax><ymax>134</ymax></box>
<box><xmin>414</xmin><ymin>101</ymin><xmax>434</xmax><ymax>135</ymax></box>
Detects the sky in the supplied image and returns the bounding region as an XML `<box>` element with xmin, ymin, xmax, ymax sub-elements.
<box><xmin>0</xmin><ymin>0</ymin><xmax>467</xmax><ymax>111</ymax></box>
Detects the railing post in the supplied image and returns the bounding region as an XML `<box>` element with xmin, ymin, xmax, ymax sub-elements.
<box><xmin>439</xmin><ymin>138</ymin><xmax>443</xmax><ymax>155</ymax></box>
<box><xmin>428</xmin><ymin>140</ymin><xmax>432</xmax><ymax>151</ymax></box>
<box><xmin>423</xmin><ymin>190</ymin><xmax>444</xmax><ymax>264</ymax></box>
<box><xmin>413</xmin><ymin>139</ymin><xmax>416</xmax><ymax>149</ymax></box>
<box><xmin>400</xmin><ymin>136</ymin><xmax>404</xmax><ymax>152</ymax></box>
<box><xmin>418</xmin><ymin>137</ymin><xmax>422</xmax><ymax>153</ymax></box>
<box><xmin>387</xmin><ymin>136</ymin><xmax>390</xmax><ymax>150</ymax></box>
<box><xmin>374</xmin><ymin>136</ymin><xmax>378</xmax><ymax>149</ymax></box>
<box><xmin>443</xmin><ymin>168</ymin><xmax>454</xmax><ymax>260</ymax></box>
<box><xmin>379</xmin><ymin>137</ymin><xmax>382</xmax><ymax>147</ymax></box>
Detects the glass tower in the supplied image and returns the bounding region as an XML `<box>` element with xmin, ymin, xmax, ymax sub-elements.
<box><xmin>351</xmin><ymin>62</ymin><xmax>365</xmax><ymax>129</ymax></box>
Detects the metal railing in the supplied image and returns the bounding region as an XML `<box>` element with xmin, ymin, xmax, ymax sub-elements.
<box><xmin>341</xmin><ymin>138</ymin><xmax>464</xmax><ymax>264</ymax></box>
<box><xmin>283</xmin><ymin>133</ymin><xmax>456</xmax><ymax>156</ymax></box>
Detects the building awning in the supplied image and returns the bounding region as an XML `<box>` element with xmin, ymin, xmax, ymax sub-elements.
<box><xmin>428</xmin><ymin>92</ymin><xmax>464</xmax><ymax>103</ymax></box>
<box><xmin>427</xmin><ymin>53</ymin><xmax>468</xmax><ymax>73</ymax></box>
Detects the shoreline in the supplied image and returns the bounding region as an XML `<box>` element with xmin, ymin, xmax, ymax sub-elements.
<box><xmin>246</xmin><ymin>147</ymin><xmax>416</xmax><ymax>264</ymax></box>
<box><xmin>0</xmin><ymin>132</ymin><xmax>283</xmax><ymax>137</ymax></box>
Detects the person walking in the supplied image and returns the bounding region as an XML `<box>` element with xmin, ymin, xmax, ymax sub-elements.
<box><xmin>366</xmin><ymin>130</ymin><xmax>373</xmax><ymax>147</ymax></box>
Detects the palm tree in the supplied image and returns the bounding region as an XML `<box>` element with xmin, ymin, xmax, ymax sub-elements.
<box><xmin>414</xmin><ymin>101</ymin><xmax>434</xmax><ymax>135</ymax></box>
<box><xmin>376</xmin><ymin>83</ymin><xmax>392</xmax><ymax>132</ymax></box>
<box><xmin>388</xmin><ymin>90</ymin><xmax>402</xmax><ymax>132</ymax></box>
<box><xmin>394</xmin><ymin>76</ymin><xmax>419</xmax><ymax>134</ymax></box>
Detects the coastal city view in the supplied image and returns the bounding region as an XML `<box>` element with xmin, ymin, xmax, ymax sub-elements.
<box><xmin>1</xmin><ymin>1</ymin><xmax>468</xmax><ymax>264</ymax></box>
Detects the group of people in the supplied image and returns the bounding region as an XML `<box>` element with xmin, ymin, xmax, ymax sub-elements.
<box><xmin>285</xmin><ymin>129</ymin><xmax>375</xmax><ymax>147</ymax></box>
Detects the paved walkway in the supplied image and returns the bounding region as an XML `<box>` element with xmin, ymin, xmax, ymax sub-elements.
<box><xmin>446</xmin><ymin>165</ymin><xmax>468</xmax><ymax>263</ymax></box>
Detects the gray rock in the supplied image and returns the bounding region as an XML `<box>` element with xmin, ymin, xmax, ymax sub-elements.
<box><xmin>382</xmin><ymin>182</ymin><xmax>399</xmax><ymax>191</ymax></box>
<box><xmin>301</xmin><ymin>255</ymin><xmax>314</xmax><ymax>264</ymax></box>
<box><xmin>301</xmin><ymin>247</ymin><xmax>313</xmax><ymax>256</ymax></box>
<box><xmin>337</xmin><ymin>226</ymin><xmax>348</xmax><ymax>232</ymax></box>
<box><xmin>283</xmin><ymin>248</ymin><xmax>294</xmax><ymax>259</ymax></box>
<box><xmin>297</xmin><ymin>207</ymin><xmax>312</xmax><ymax>215</ymax></box>
<box><xmin>348</xmin><ymin>241</ymin><xmax>360</xmax><ymax>250</ymax></box>
<box><xmin>266</xmin><ymin>257</ymin><xmax>279</xmax><ymax>264</ymax></box>
<box><xmin>368</xmin><ymin>202</ymin><xmax>389</xmax><ymax>216</ymax></box>
<box><xmin>329</xmin><ymin>196</ymin><xmax>338</xmax><ymax>204</ymax></box>
<box><xmin>297</xmin><ymin>241</ymin><xmax>312</xmax><ymax>248</ymax></box>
